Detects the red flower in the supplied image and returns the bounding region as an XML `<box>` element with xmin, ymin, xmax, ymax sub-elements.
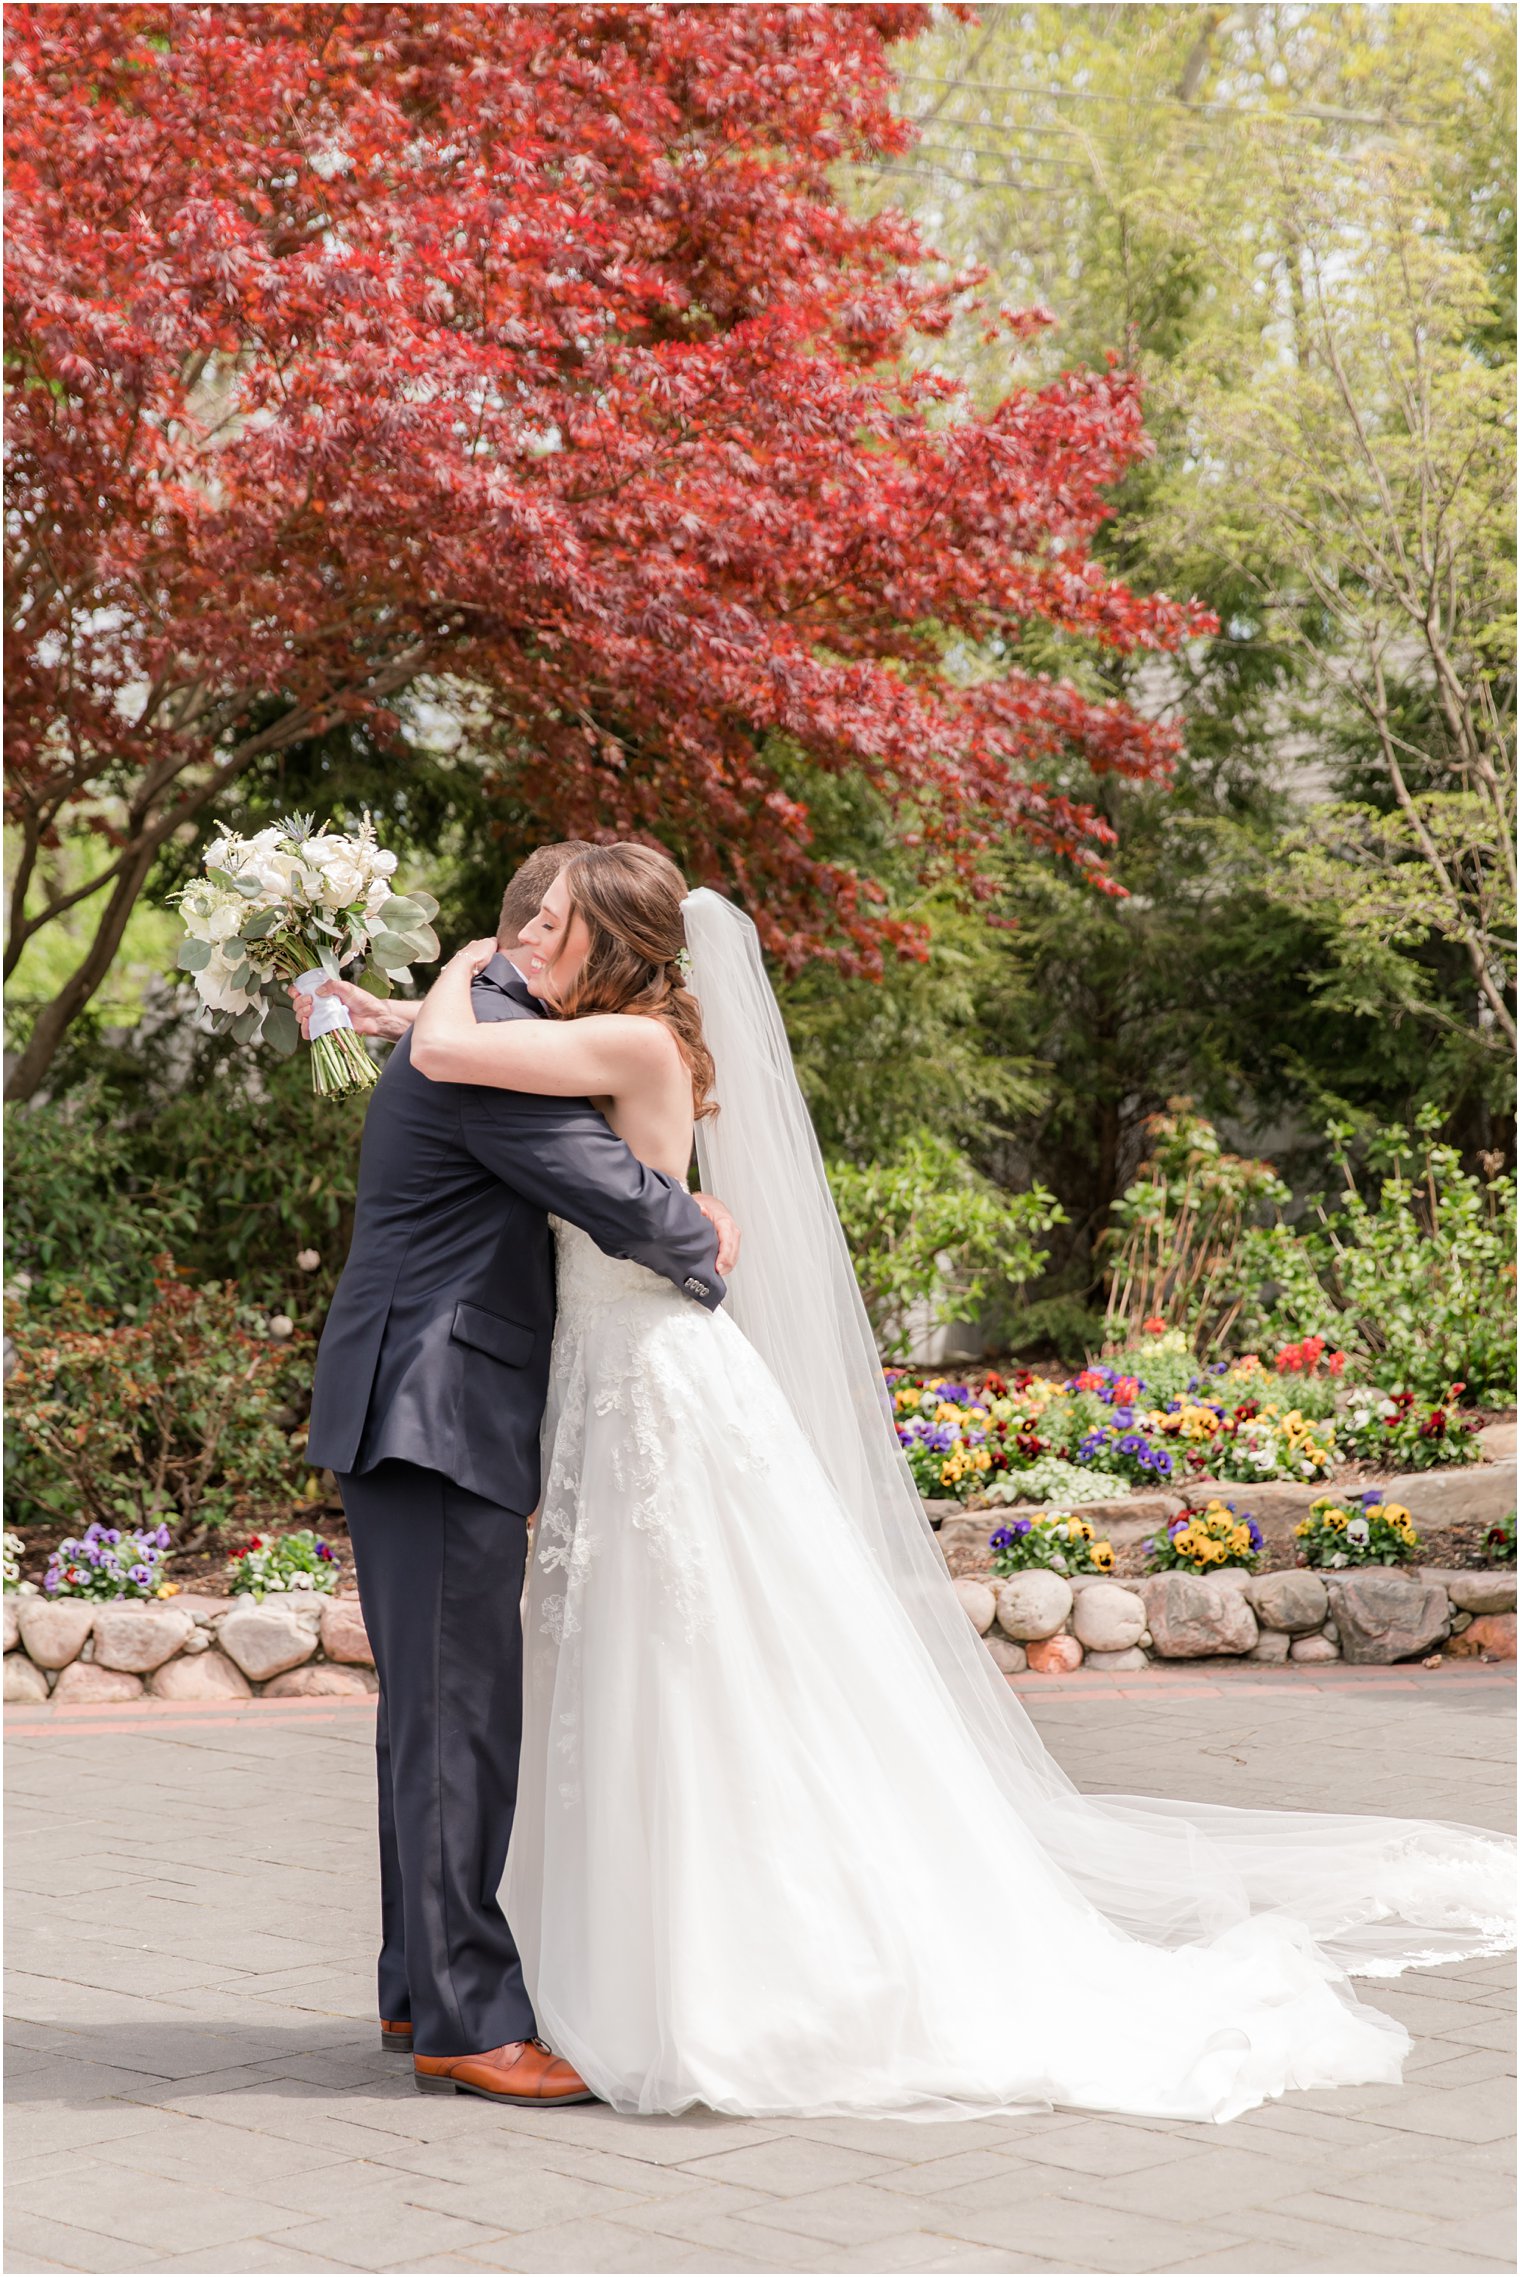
<box><xmin>1142</xmin><ymin>1315</ymin><xmax>1166</xmax><ymax>1335</ymax></box>
<box><xmin>1327</xmin><ymin>1351</ymin><xmax>1346</xmax><ymax>1376</ymax></box>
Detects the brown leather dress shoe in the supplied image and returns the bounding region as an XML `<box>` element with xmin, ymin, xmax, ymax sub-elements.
<box><xmin>380</xmin><ymin>2017</ymin><xmax>414</xmax><ymax>2054</ymax></box>
<box><xmin>413</xmin><ymin>2038</ymin><xmax>595</xmax><ymax>2105</ymax></box>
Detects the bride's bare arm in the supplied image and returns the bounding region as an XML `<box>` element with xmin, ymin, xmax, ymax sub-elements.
<box><xmin>410</xmin><ymin>939</ymin><xmax>673</xmax><ymax>1097</ymax></box>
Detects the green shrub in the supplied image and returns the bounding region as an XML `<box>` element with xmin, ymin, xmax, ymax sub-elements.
<box><xmin>830</xmin><ymin>1131</ymin><xmax>1063</xmax><ymax>1361</ymax></box>
<box><xmin>1238</xmin><ymin>1113</ymin><xmax>1517</xmax><ymax>1403</ymax></box>
<box><xmin>4</xmin><ymin>1039</ymin><xmax>366</xmax><ymax>1320</ymax></box>
<box><xmin>5</xmin><ymin>1261</ymin><xmax>308</xmax><ymax>1541</ymax></box>
<box><xmin>4</xmin><ymin>1085</ymin><xmax>197</xmax><ymax>1312</ymax></box>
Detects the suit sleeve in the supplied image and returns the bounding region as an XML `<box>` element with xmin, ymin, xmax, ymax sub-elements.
<box><xmin>455</xmin><ymin>1072</ymin><xmax>725</xmax><ymax>1312</ymax></box>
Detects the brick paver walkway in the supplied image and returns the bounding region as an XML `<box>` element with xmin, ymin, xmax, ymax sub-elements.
<box><xmin>6</xmin><ymin>1667</ymin><xmax>1514</xmax><ymax>2276</ymax></box>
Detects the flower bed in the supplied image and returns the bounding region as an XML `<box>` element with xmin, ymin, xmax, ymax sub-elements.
<box><xmin>890</xmin><ymin>1329</ymin><xmax>1483</xmax><ymax>1507</ymax></box>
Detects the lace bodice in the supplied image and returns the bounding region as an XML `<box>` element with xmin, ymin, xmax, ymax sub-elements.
<box><xmin>548</xmin><ymin>1215</ymin><xmax>688</xmax><ymax>1327</ymax></box>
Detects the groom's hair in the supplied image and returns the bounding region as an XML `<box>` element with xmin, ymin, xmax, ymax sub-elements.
<box><xmin>496</xmin><ymin>841</ymin><xmax>596</xmax><ymax>947</ymax></box>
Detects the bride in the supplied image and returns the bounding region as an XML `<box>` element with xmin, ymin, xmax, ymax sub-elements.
<box><xmin>409</xmin><ymin>841</ymin><xmax>1514</xmax><ymax>2125</ymax></box>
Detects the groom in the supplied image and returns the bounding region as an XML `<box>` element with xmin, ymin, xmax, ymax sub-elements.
<box><xmin>305</xmin><ymin>842</ymin><xmax>736</xmax><ymax>2106</ymax></box>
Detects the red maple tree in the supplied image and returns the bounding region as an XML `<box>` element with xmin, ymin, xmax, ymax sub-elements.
<box><xmin>5</xmin><ymin>2</ymin><xmax>1210</xmax><ymax>1100</ymax></box>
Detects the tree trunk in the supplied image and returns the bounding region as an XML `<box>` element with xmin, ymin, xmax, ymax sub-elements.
<box><xmin>5</xmin><ymin>840</ymin><xmax>161</xmax><ymax>1102</ymax></box>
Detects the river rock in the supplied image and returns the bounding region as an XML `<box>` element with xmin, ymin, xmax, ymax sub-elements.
<box><xmin>1082</xmin><ymin>1646</ymin><xmax>1149</xmax><ymax>1672</ymax></box>
<box><xmin>179</xmin><ymin>1626</ymin><xmax>211</xmax><ymax>1654</ymax></box>
<box><xmin>52</xmin><ymin>1662</ymin><xmax>145</xmax><ymax>1703</ymax></box>
<box><xmin>984</xmin><ymin>1636</ymin><xmax>1027</xmax><ymax>1675</ymax></box>
<box><xmin>1138</xmin><ymin>1572</ymin><xmax>1258</xmax><ymax>1658</ymax></box>
<box><xmin>217</xmin><ymin>1602</ymin><xmax>319</xmax><ymax>1683</ymax></box>
<box><xmin>319</xmin><ymin>1599</ymin><xmax>375</xmax><ymax>1664</ymax></box>
<box><xmin>263</xmin><ymin>1663</ymin><xmax>378</xmax><ymax>1698</ymax></box>
<box><xmin>148</xmin><ymin>1652</ymin><xmax>252</xmax><ymax>1701</ymax></box>
<box><xmin>91</xmin><ymin>1604</ymin><xmax>194</xmax><ymax>1674</ymax></box>
<box><xmin>994</xmin><ymin>1571</ymin><xmax>1073</xmax><ymax>1642</ymax></box>
<box><xmin>2</xmin><ymin>1599</ymin><xmax>18</xmax><ymax>1652</ymax></box>
<box><xmin>17</xmin><ymin>1599</ymin><xmax>95</xmax><ymax>1669</ymax></box>
<box><xmin>1248</xmin><ymin>1629</ymin><xmax>1292</xmax><ymax>1664</ymax></box>
<box><xmin>1425</xmin><ymin>1570</ymin><xmax>1518</xmax><ymax>1616</ymax></box>
<box><xmin>1245</xmin><ymin>1571</ymin><xmax>1329</xmax><ymax>1634</ymax></box>
<box><xmin>1326</xmin><ymin>1572</ymin><xmax>1449</xmax><ymax>1665</ymax></box>
<box><xmin>1465</xmin><ymin>1613</ymin><xmax>1516</xmax><ymax>1660</ymax></box>
<box><xmin>3</xmin><ymin>1653</ymin><xmax>49</xmax><ymax>1703</ymax></box>
<box><xmin>952</xmin><ymin>1579</ymin><xmax>997</xmax><ymax>1636</ymax></box>
<box><xmin>1290</xmin><ymin>1632</ymin><xmax>1341</xmax><ymax>1663</ymax></box>
<box><xmin>1071</xmin><ymin>1584</ymin><xmax>1147</xmax><ymax>1654</ymax></box>
<box><xmin>1025</xmin><ymin>1634</ymin><xmax>1084</xmax><ymax>1674</ymax></box>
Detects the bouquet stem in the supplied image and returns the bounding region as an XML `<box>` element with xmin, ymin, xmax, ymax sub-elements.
<box><xmin>309</xmin><ymin>1023</ymin><xmax>379</xmax><ymax>1099</ymax></box>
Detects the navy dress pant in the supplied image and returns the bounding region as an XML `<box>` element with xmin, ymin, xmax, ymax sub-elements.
<box><xmin>337</xmin><ymin>1459</ymin><xmax>536</xmax><ymax>2057</ymax></box>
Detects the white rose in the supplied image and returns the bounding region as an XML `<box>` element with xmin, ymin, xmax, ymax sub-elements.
<box><xmin>319</xmin><ymin>859</ymin><xmax>365</xmax><ymax>909</ymax></box>
<box><xmin>203</xmin><ymin>901</ymin><xmax>245</xmax><ymax>942</ymax></box>
<box><xmin>371</xmin><ymin>849</ymin><xmax>399</xmax><ymax>877</ymax></box>
<box><xmin>194</xmin><ymin>943</ymin><xmax>260</xmax><ymax>1014</ymax></box>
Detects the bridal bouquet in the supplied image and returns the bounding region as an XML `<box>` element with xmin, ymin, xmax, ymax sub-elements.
<box><xmin>171</xmin><ymin>814</ymin><xmax>439</xmax><ymax>1097</ymax></box>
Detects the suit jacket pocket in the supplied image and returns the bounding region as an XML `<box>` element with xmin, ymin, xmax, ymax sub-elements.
<box><xmin>449</xmin><ymin>1301</ymin><xmax>537</xmax><ymax>1370</ymax></box>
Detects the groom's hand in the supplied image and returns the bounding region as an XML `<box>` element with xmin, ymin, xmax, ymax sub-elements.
<box><xmin>692</xmin><ymin>1191</ymin><xmax>740</xmax><ymax>1276</ymax></box>
<box><xmin>288</xmin><ymin>978</ymin><xmax>418</xmax><ymax>1042</ymax></box>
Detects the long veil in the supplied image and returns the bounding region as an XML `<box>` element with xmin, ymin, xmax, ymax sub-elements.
<box><xmin>683</xmin><ymin>887</ymin><xmax>1513</xmax><ymax>1975</ymax></box>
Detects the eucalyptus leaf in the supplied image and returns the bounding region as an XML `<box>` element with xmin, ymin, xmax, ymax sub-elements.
<box><xmin>317</xmin><ymin>942</ymin><xmax>342</xmax><ymax>982</ymax></box>
<box><xmin>387</xmin><ymin>965</ymin><xmax>414</xmax><ymax>987</ymax></box>
<box><xmin>263</xmin><ymin>1004</ymin><xmax>300</xmax><ymax>1058</ymax></box>
<box><xmin>407</xmin><ymin>890</ymin><xmax>440</xmax><ymax>922</ymax></box>
<box><xmin>369</xmin><ymin>930</ymin><xmax>413</xmax><ymax>966</ymax></box>
<box><xmin>176</xmin><ymin>938</ymin><xmax>212</xmax><ymax>972</ymax></box>
<box><xmin>401</xmin><ymin>924</ymin><xmax>440</xmax><ymax>963</ymax></box>
<box><xmin>234</xmin><ymin>874</ymin><xmax>264</xmax><ymax>901</ymax></box>
<box><xmin>241</xmin><ymin>909</ymin><xmax>281</xmax><ymax>941</ymax></box>
<box><xmin>231</xmin><ymin>1007</ymin><xmax>262</xmax><ymax>1045</ymax></box>
<box><xmin>379</xmin><ymin>896</ymin><xmax>424</xmax><ymax>929</ymax></box>
<box><xmin>361</xmin><ymin>964</ymin><xmax>394</xmax><ymax>1000</ymax></box>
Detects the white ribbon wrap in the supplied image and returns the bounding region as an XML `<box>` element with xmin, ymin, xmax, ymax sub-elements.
<box><xmin>293</xmin><ymin>968</ymin><xmax>353</xmax><ymax>1039</ymax></box>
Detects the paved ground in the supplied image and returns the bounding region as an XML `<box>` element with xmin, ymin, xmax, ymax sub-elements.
<box><xmin>5</xmin><ymin>1666</ymin><xmax>1515</xmax><ymax>2277</ymax></box>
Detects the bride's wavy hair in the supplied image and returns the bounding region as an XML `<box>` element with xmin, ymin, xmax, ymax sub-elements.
<box><xmin>556</xmin><ymin>844</ymin><xmax>718</xmax><ymax>1120</ymax></box>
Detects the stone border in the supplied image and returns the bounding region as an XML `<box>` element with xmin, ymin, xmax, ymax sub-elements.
<box><xmin>952</xmin><ymin>1564</ymin><xmax>1516</xmax><ymax>1673</ymax></box>
<box><xmin>2</xmin><ymin>1591</ymin><xmax>375</xmax><ymax>1704</ymax></box>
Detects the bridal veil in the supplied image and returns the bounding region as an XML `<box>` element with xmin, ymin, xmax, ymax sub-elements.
<box><xmin>682</xmin><ymin>887</ymin><xmax>1514</xmax><ymax>1978</ymax></box>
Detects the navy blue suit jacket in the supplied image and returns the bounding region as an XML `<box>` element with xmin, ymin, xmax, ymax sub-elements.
<box><xmin>306</xmin><ymin>956</ymin><xmax>723</xmax><ymax>1512</ymax></box>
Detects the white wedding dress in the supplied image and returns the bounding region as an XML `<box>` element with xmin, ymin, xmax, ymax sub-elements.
<box><xmin>502</xmin><ymin>895</ymin><xmax>1514</xmax><ymax>2126</ymax></box>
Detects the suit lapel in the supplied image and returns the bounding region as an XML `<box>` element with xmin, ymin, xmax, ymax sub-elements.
<box><xmin>472</xmin><ymin>952</ymin><xmax>545</xmax><ymax>1019</ymax></box>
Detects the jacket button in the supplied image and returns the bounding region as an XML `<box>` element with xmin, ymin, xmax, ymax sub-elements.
<box><xmin>683</xmin><ymin>1277</ymin><xmax>709</xmax><ymax>1297</ymax></box>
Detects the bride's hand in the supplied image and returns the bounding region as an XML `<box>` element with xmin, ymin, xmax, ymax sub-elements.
<box><xmin>447</xmin><ymin>937</ymin><xmax>501</xmax><ymax>982</ymax></box>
